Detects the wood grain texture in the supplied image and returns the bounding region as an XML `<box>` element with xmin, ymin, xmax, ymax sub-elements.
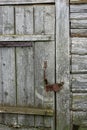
<box><xmin>0</xmin><ymin>6</ymin><xmax>14</xmax><ymax>35</ymax></box>
<box><xmin>15</xmin><ymin>6</ymin><xmax>33</xmax><ymax>35</ymax></box>
<box><xmin>56</xmin><ymin>0</ymin><xmax>70</xmax><ymax>130</ymax></box>
<box><xmin>0</xmin><ymin>48</ymin><xmax>17</xmax><ymax>127</ymax></box>
<box><xmin>71</xmin><ymin>74</ymin><xmax>87</xmax><ymax>92</ymax></box>
<box><xmin>0</xmin><ymin>35</ymin><xmax>54</xmax><ymax>42</ymax></box>
<box><xmin>70</xmin><ymin>0</ymin><xmax>87</xmax><ymax>4</ymax></box>
<box><xmin>71</xmin><ymin>20</ymin><xmax>87</xmax><ymax>29</ymax></box>
<box><xmin>71</xmin><ymin>38</ymin><xmax>87</xmax><ymax>54</ymax></box>
<box><xmin>0</xmin><ymin>0</ymin><xmax>55</xmax><ymax>5</ymax></box>
<box><xmin>70</xmin><ymin>5</ymin><xmax>87</xmax><ymax>13</ymax></box>
<box><xmin>72</xmin><ymin>55</ymin><xmax>87</xmax><ymax>73</ymax></box>
<box><xmin>34</xmin><ymin>5</ymin><xmax>55</xmax><ymax>34</ymax></box>
<box><xmin>72</xmin><ymin>93</ymin><xmax>87</xmax><ymax>111</ymax></box>
<box><xmin>73</xmin><ymin>111</ymin><xmax>87</xmax><ymax>126</ymax></box>
<box><xmin>16</xmin><ymin>47</ymin><xmax>34</xmax><ymax>127</ymax></box>
<box><xmin>70</xmin><ymin>13</ymin><xmax>87</xmax><ymax>20</ymax></box>
<box><xmin>34</xmin><ymin>42</ymin><xmax>55</xmax><ymax>128</ymax></box>
<box><xmin>71</xmin><ymin>29</ymin><xmax>87</xmax><ymax>37</ymax></box>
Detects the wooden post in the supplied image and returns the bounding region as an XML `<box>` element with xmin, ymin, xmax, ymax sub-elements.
<box><xmin>55</xmin><ymin>0</ymin><xmax>70</xmax><ymax>130</ymax></box>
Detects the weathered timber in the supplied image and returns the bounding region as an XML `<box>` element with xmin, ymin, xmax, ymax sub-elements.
<box><xmin>71</xmin><ymin>38</ymin><xmax>87</xmax><ymax>54</ymax></box>
<box><xmin>70</xmin><ymin>0</ymin><xmax>87</xmax><ymax>4</ymax></box>
<box><xmin>0</xmin><ymin>0</ymin><xmax>55</xmax><ymax>5</ymax></box>
<box><xmin>72</xmin><ymin>93</ymin><xmax>87</xmax><ymax>111</ymax></box>
<box><xmin>0</xmin><ymin>106</ymin><xmax>54</xmax><ymax>116</ymax></box>
<box><xmin>0</xmin><ymin>35</ymin><xmax>54</xmax><ymax>41</ymax></box>
<box><xmin>71</xmin><ymin>29</ymin><xmax>87</xmax><ymax>37</ymax></box>
<box><xmin>70</xmin><ymin>5</ymin><xmax>87</xmax><ymax>13</ymax></box>
<box><xmin>72</xmin><ymin>55</ymin><xmax>87</xmax><ymax>73</ymax></box>
<box><xmin>34</xmin><ymin>5</ymin><xmax>55</xmax><ymax>35</ymax></box>
<box><xmin>56</xmin><ymin>0</ymin><xmax>70</xmax><ymax>130</ymax></box>
<box><xmin>15</xmin><ymin>6</ymin><xmax>33</xmax><ymax>35</ymax></box>
<box><xmin>34</xmin><ymin>42</ymin><xmax>55</xmax><ymax>128</ymax></box>
<box><xmin>71</xmin><ymin>74</ymin><xmax>87</xmax><ymax>92</ymax></box>
<box><xmin>0</xmin><ymin>6</ymin><xmax>14</xmax><ymax>35</ymax></box>
<box><xmin>0</xmin><ymin>42</ymin><xmax>32</xmax><ymax>47</ymax></box>
<box><xmin>0</xmin><ymin>48</ymin><xmax>17</xmax><ymax>126</ymax></box>
<box><xmin>71</xmin><ymin>20</ymin><xmax>87</xmax><ymax>29</ymax></box>
<box><xmin>70</xmin><ymin>13</ymin><xmax>87</xmax><ymax>20</ymax></box>
<box><xmin>16</xmin><ymin>47</ymin><xmax>34</xmax><ymax>127</ymax></box>
<box><xmin>73</xmin><ymin>111</ymin><xmax>87</xmax><ymax>127</ymax></box>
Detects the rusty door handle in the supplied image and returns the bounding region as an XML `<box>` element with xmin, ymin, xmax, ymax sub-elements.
<box><xmin>44</xmin><ymin>61</ymin><xmax>64</xmax><ymax>92</ymax></box>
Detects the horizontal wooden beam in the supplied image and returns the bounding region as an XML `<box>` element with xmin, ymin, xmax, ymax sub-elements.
<box><xmin>70</xmin><ymin>0</ymin><xmax>87</xmax><ymax>4</ymax></box>
<box><xmin>0</xmin><ymin>35</ymin><xmax>54</xmax><ymax>42</ymax></box>
<box><xmin>73</xmin><ymin>111</ymin><xmax>87</xmax><ymax>127</ymax></box>
<box><xmin>0</xmin><ymin>106</ymin><xmax>54</xmax><ymax>116</ymax></box>
<box><xmin>0</xmin><ymin>0</ymin><xmax>54</xmax><ymax>5</ymax></box>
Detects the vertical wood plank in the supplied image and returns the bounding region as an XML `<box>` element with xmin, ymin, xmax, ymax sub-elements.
<box><xmin>56</xmin><ymin>0</ymin><xmax>70</xmax><ymax>130</ymax></box>
<box><xmin>16</xmin><ymin>47</ymin><xmax>34</xmax><ymax>127</ymax></box>
<box><xmin>15</xmin><ymin>6</ymin><xmax>33</xmax><ymax>34</ymax></box>
<box><xmin>0</xmin><ymin>6</ymin><xmax>14</xmax><ymax>35</ymax></box>
<box><xmin>0</xmin><ymin>48</ymin><xmax>17</xmax><ymax>127</ymax></box>
<box><xmin>34</xmin><ymin>5</ymin><xmax>55</xmax><ymax>35</ymax></box>
<box><xmin>34</xmin><ymin>42</ymin><xmax>55</xmax><ymax>128</ymax></box>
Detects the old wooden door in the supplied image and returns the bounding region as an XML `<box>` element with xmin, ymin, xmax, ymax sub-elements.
<box><xmin>0</xmin><ymin>0</ymin><xmax>70</xmax><ymax>130</ymax></box>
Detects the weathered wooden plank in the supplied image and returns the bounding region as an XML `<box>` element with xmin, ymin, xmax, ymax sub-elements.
<box><xmin>70</xmin><ymin>13</ymin><xmax>87</xmax><ymax>20</ymax></box>
<box><xmin>71</xmin><ymin>74</ymin><xmax>87</xmax><ymax>92</ymax></box>
<box><xmin>0</xmin><ymin>35</ymin><xmax>54</xmax><ymax>41</ymax></box>
<box><xmin>0</xmin><ymin>42</ymin><xmax>32</xmax><ymax>47</ymax></box>
<box><xmin>71</xmin><ymin>20</ymin><xmax>87</xmax><ymax>29</ymax></box>
<box><xmin>34</xmin><ymin>42</ymin><xmax>55</xmax><ymax>128</ymax></box>
<box><xmin>56</xmin><ymin>0</ymin><xmax>70</xmax><ymax>130</ymax></box>
<box><xmin>70</xmin><ymin>5</ymin><xmax>87</xmax><ymax>13</ymax></box>
<box><xmin>72</xmin><ymin>55</ymin><xmax>87</xmax><ymax>73</ymax></box>
<box><xmin>16</xmin><ymin>47</ymin><xmax>34</xmax><ymax>127</ymax></box>
<box><xmin>70</xmin><ymin>0</ymin><xmax>87</xmax><ymax>4</ymax></box>
<box><xmin>0</xmin><ymin>0</ymin><xmax>55</xmax><ymax>5</ymax></box>
<box><xmin>0</xmin><ymin>48</ymin><xmax>17</xmax><ymax>127</ymax></box>
<box><xmin>71</xmin><ymin>29</ymin><xmax>87</xmax><ymax>37</ymax></box>
<box><xmin>0</xmin><ymin>106</ymin><xmax>54</xmax><ymax>116</ymax></box>
<box><xmin>15</xmin><ymin>6</ymin><xmax>33</xmax><ymax>35</ymax></box>
<box><xmin>0</xmin><ymin>6</ymin><xmax>14</xmax><ymax>35</ymax></box>
<box><xmin>73</xmin><ymin>111</ymin><xmax>87</xmax><ymax>126</ymax></box>
<box><xmin>71</xmin><ymin>38</ymin><xmax>87</xmax><ymax>54</ymax></box>
<box><xmin>72</xmin><ymin>93</ymin><xmax>87</xmax><ymax>111</ymax></box>
<box><xmin>34</xmin><ymin>5</ymin><xmax>55</xmax><ymax>34</ymax></box>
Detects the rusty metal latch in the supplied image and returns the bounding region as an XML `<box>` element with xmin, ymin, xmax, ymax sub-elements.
<box><xmin>44</xmin><ymin>61</ymin><xmax>64</xmax><ymax>92</ymax></box>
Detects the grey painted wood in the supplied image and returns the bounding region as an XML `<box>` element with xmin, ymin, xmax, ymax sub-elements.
<box><xmin>15</xmin><ymin>6</ymin><xmax>33</xmax><ymax>34</ymax></box>
<box><xmin>0</xmin><ymin>6</ymin><xmax>14</xmax><ymax>35</ymax></box>
<box><xmin>71</xmin><ymin>38</ymin><xmax>87</xmax><ymax>54</ymax></box>
<box><xmin>71</xmin><ymin>29</ymin><xmax>87</xmax><ymax>37</ymax></box>
<box><xmin>0</xmin><ymin>0</ymin><xmax>54</xmax><ymax>5</ymax></box>
<box><xmin>72</xmin><ymin>93</ymin><xmax>87</xmax><ymax>111</ymax></box>
<box><xmin>16</xmin><ymin>47</ymin><xmax>34</xmax><ymax>127</ymax></box>
<box><xmin>71</xmin><ymin>74</ymin><xmax>87</xmax><ymax>92</ymax></box>
<box><xmin>56</xmin><ymin>0</ymin><xmax>70</xmax><ymax>130</ymax></box>
<box><xmin>34</xmin><ymin>42</ymin><xmax>55</xmax><ymax>128</ymax></box>
<box><xmin>71</xmin><ymin>20</ymin><xmax>87</xmax><ymax>29</ymax></box>
<box><xmin>72</xmin><ymin>55</ymin><xmax>87</xmax><ymax>73</ymax></box>
<box><xmin>34</xmin><ymin>5</ymin><xmax>55</xmax><ymax>35</ymax></box>
<box><xmin>70</xmin><ymin>5</ymin><xmax>87</xmax><ymax>13</ymax></box>
<box><xmin>0</xmin><ymin>35</ymin><xmax>54</xmax><ymax>41</ymax></box>
<box><xmin>73</xmin><ymin>111</ymin><xmax>87</xmax><ymax>126</ymax></box>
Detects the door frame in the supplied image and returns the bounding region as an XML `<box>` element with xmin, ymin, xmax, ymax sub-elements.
<box><xmin>55</xmin><ymin>0</ymin><xmax>70</xmax><ymax>130</ymax></box>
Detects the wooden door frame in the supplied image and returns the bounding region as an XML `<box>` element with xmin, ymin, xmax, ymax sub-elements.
<box><xmin>55</xmin><ymin>0</ymin><xmax>70</xmax><ymax>130</ymax></box>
